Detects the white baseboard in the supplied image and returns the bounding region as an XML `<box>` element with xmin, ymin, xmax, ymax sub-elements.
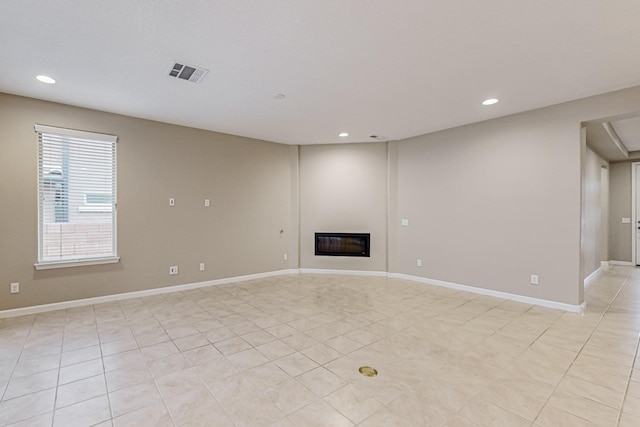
<box><xmin>0</xmin><ymin>267</ymin><xmax>586</xmax><ymax>318</ymax></box>
<box><xmin>388</xmin><ymin>273</ymin><xmax>585</xmax><ymax>313</ymax></box>
<box><xmin>584</xmin><ymin>266</ymin><xmax>601</xmax><ymax>283</ymax></box>
<box><xmin>608</xmin><ymin>260</ymin><xmax>635</xmax><ymax>266</ymax></box>
<box><xmin>298</xmin><ymin>268</ymin><xmax>388</xmax><ymax>277</ymax></box>
<box><xmin>583</xmin><ymin>267</ymin><xmax>601</xmax><ymax>289</ymax></box>
<box><xmin>0</xmin><ymin>269</ymin><xmax>298</xmax><ymax>319</ymax></box>
<box><xmin>295</xmin><ymin>269</ymin><xmax>585</xmax><ymax>313</ymax></box>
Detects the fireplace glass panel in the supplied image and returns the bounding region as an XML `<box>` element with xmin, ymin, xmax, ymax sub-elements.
<box><xmin>315</xmin><ymin>233</ymin><xmax>370</xmax><ymax>257</ymax></box>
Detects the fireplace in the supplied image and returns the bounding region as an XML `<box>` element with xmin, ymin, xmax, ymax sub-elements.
<box><xmin>315</xmin><ymin>232</ymin><xmax>370</xmax><ymax>257</ymax></box>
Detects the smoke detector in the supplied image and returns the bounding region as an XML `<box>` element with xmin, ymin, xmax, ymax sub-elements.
<box><xmin>168</xmin><ymin>62</ymin><xmax>208</xmax><ymax>83</ymax></box>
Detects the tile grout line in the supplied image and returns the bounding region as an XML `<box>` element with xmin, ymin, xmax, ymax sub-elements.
<box><xmin>124</xmin><ymin>301</ymin><xmax>177</xmax><ymax>427</ymax></box>
<box><xmin>1</xmin><ymin>314</ymin><xmax>38</xmax><ymax>404</ymax></box>
<box><xmin>616</xmin><ymin>304</ymin><xmax>640</xmax><ymax>426</ymax></box>
<box><xmin>531</xmin><ymin>270</ymin><xmax>630</xmax><ymax>426</ymax></box>
<box><xmin>5</xmin><ymin>272</ymin><xmax>638</xmax><ymax>427</ymax></box>
<box><xmin>0</xmin><ymin>313</ymin><xmax>49</xmax><ymax>427</ymax></box>
<box><xmin>617</xmin><ymin>337</ymin><xmax>640</xmax><ymax>426</ymax></box>
<box><xmin>52</xmin><ymin>304</ymin><xmax>102</xmax><ymax>427</ymax></box>
<box><xmin>93</xmin><ymin>303</ymin><xmax>118</xmax><ymax>427</ymax></box>
<box><xmin>402</xmin><ymin>294</ymin><xmax>549</xmax><ymax>426</ymax></box>
<box><xmin>48</xmin><ymin>309</ymin><xmax>69</xmax><ymax>427</ymax></box>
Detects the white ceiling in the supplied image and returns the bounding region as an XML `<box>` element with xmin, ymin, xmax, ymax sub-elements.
<box><xmin>612</xmin><ymin>116</ymin><xmax>640</xmax><ymax>152</ymax></box>
<box><xmin>1</xmin><ymin>0</ymin><xmax>640</xmax><ymax>145</ymax></box>
<box><xmin>586</xmin><ymin>115</ymin><xmax>640</xmax><ymax>162</ymax></box>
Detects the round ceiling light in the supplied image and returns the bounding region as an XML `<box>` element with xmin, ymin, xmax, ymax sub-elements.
<box><xmin>339</xmin><ymin>132</ymin><xmax>349</xmax><ymax>137</ymax></box>
<box><xmin>482</xmin><ymin>98</ymin><xmax>499</xmax><ymax>106</ymax></box>
<box><xmin>36</xmin><ymin>75</ymin><xmax>56</xmax><ymax>84</ymax></box>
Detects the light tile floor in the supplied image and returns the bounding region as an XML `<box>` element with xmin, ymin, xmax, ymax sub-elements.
<box><xmin>1</xmin><ymin>268</ymin><xmax>640</xmax><ymax>426</ymax></box>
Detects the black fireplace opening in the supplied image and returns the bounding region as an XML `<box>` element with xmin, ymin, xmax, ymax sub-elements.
<box><xmin>315</xmin><ymin>232</ymin><xmax>370</xmax><ymax>257</ymax></box>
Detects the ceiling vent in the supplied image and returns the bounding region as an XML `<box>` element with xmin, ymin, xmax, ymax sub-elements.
<box><xmin>168</xmin><ymin>62</ymin><xmax>208</xmax><ymax>83</ymax></box>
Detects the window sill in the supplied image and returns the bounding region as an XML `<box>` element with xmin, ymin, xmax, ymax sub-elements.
<box><xmin>34</xmin><ymin>256</ymin><xmax>120</xmax><ymax>270</ymax></box>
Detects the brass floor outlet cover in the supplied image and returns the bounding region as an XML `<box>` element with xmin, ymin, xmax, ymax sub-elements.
<box><xmin>359</xmin><ymin>366</ymin><xmax>378</xmax><ymax>377</ymax></box>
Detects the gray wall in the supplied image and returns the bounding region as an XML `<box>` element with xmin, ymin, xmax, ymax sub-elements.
<box><xmin>394</xmin><ymin>110</ymin><xmax>582</xmax><ymax>304</ymax></box>
<box><xmin>581</xmin><ymin>146</ymin><xmax>608</xmax><ymax>280</ymax></box>
<box><xmin>3</xmin><ymin>85</ymin><xmax>640</xmax><ymax>311</ymax></box>
<box><xmin>601</xmin><ymin>161</ymin><xmax>609</xmax><ymax>266</ymax></box>
<box><xmin>298</xmin><ymin>143</ymin><xmax>388</xmax><ymax>272</ymax></box>
<box><xmin>609</xmin><ymin>161</ymin><xmax>632</xmax><ymax>262</ymax></box>
<box><xmin>0</xmin><ymin>93</ymin><xmax>292</xmax><ymax>311</ymax></box>
<box><xmin>391</xmin><ymin>86</ymin><xmax>640</xmax><ymax>305</ymax></box>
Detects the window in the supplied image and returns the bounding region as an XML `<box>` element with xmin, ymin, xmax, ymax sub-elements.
<box><xmin>35</xmin><ymin>125</ymin><xmax>118</xmax><ymax>269</ymax></box>
<box><xmin>79</xmin><ymin>193</ymin><xmax>113</xmax><ymax>213</ymax></box>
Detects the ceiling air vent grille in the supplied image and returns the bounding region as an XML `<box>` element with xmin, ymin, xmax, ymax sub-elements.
<box><xmin>168</xmin><ymin>62</ymin><xmax>208</xmax><ymax>83</ymax></box>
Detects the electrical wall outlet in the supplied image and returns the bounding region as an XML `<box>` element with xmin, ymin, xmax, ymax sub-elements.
<box><xmin>531</xmin><ymin>274</ymin><xmax>539</xmax><ymax>285</ymax></box>
<box><xmin>169</xmin><ymin>266</ymin><xmax>178</xmax><ymax>275</ymax></box>
<box><xmin>204</xmin><ymin>199</ymin><xmax>210</xmax><ymax>207</ymax></box>
<box><xmin>283</xmin><ymin>253</ymin><xmax>288</xmax><ymax>261</ymax></box>
<box><xmin>417</xmin><ymin>259</ymin><xmax>422</xmax><ymax>267</ymax></box>
<box><xmin>199</xmin><ymin>263</ymin><xmax>205</xmax><ymax>271</ymax></box>
<box><xmin>169</xmin><ymin>197</ymin><xmax>175</xmax><ymax>206</ymax></box>
<box><xmin>10</xmin><ymin>282</ymin><xmax>19</xmax><ymax>294</ymax></box>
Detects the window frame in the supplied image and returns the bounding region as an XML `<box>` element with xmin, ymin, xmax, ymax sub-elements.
<box><xmin>34</xmin><ymin>124</ymin><xmax>119</xmax><ymax>270</ymax></box>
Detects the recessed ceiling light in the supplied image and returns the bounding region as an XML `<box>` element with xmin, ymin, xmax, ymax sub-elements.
<box><xmin>482</xmin><ymin>98</ymin><xmax>499</xmax><ymax>106</ymax></box>
<box><xmin>36</xmin><ymin>75</ymin><xmax>56</xmax><ymax>84</ymax></box>
<box><xmin>339</xmin><ymin>132</ymin><xmax>349</xmax><ymax>137</ymax></box>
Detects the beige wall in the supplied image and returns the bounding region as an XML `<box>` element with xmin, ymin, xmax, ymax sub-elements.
<box><xmin>3</xmin><ymin>85</ymin><xmax>640</xmax><ymax>312</ymax></box>
<box><xmin>0</xmin><ymin>93</ymin><xmax>292</xmax><ymax>311</ymax></box>
<box><xmin>393</xmin><ymin>86</ymin><xmax>640</xmax><ymax>305</ymax></box>
<box><xmin>601</xmin><ymin>162</ymin><xmax>609</xmax><ymax>265</ymax></box>
<box><xmin>581</xmin><ymin>146</ymin><xmax>608</xmax><ymax>280</ymax></box>
<box><xmin>298</xmin><ymin>143</ymin><xmax>388</xmax><ymax>271</ymax></box>
<box><xmin>395</xmin><ymin>110</ymin><xmax>582</xmax><ymax>304</ymax></box>
<box><xmin>609</xmin><ymin>161</ymin><xmax>633</xmax><ymax>262</ymax></box>
<box><xmin>288</xmin><ymin>145</ymin><xmax>301</xmax><ymax>268</ymax></box>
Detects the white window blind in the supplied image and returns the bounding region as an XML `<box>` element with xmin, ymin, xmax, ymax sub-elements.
<box><xmin>35</xmin><ymin>124</ymin><xmax>118</xmax><ymax>268</ymax></box>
